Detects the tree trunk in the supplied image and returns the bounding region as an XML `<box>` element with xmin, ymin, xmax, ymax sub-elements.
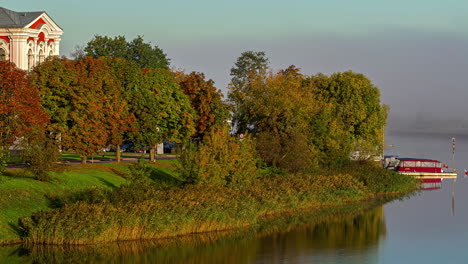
<box><xmin>116</xmin><ymin>145</ymin><xmax>121</xmax><ymax>162</ymax></box>
<box><xmin>81</xmin><ymin>156</ymin><xmax>87</xmax><ymax>164</ymax></box>
<box><xmin>150</xmin><ymin>147</ymin><xmax>155</xmax><ymax>162</ymax></box>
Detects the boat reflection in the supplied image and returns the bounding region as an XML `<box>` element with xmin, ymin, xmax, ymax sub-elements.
<box><xmin>420</xmin><ymin>178</ymin><xmax>443</xmax><ymax>190</ymax></box>
<box><xmin>419</xmin><ymin>177</ymin><xmax>457</xmax><ymax>217</ymax></box>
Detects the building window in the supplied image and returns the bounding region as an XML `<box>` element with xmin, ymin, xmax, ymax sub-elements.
<box><xmin>38</xmin><ymin>50</ymin><xmax>45</xmax><ymax>64</ymax></box>
<box><xmin>0</xmin><ymin>48</ymin><xmax>6</xmax><ymax>61</ymax></box>
<box><xmin>28</xmin><ymin>49</ymin><xmax>34</xmax><ymax>71</ymax></box>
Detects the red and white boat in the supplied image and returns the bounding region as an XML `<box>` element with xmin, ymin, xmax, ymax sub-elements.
<box><xmin>383</xmin><ymin>156</ymin><xmax>457</xmax><ymax>179</ymax></box>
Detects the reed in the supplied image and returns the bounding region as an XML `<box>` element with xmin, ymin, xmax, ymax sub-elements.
<box><xmin>19</xmin><ymin>162</ymin><xmax>417</xmax><ymax>245</ymax></box>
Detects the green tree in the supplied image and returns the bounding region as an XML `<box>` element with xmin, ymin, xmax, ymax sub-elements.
<box><xmin>228</xmin><ymin>51</ymin><xmax>269</xmax><ymax>133</ymax></box>
<box><xmin>84</xmin><ymin>35</ymin><xmax>170</xmax><ymax>69</ymax></box>
<box><xmin>127</xmin><ymin>36</ymin><xmax>170</xmax><ymax>69</ymax></box>
<box><xmin>30</xmin><ymin>56</ymin><xmax>76</xmax><ymax>150</ymax></box>
<box><xmin>129</xmin><ymin>68</ymin><xmax>195</xmax><ymax>162</ymax></box>
<box><xmin>83</xmin><ymin>35</ymin><xmax>127</xmax><ymax>59</ymax></box>
<box><xmin>305</xmin><ymin>71</ymin><xmax>387</xmax><ymax>166</ymax></box>
<box><xmin>177</xmin><ymin>71</ymin><xmax>230</xmax><ymax>141</ymax></box>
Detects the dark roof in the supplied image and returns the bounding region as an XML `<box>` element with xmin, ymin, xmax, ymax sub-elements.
<box><xmin>0</xmin><ymin>7</ymin><xmax>43</xmax><ymax>28</ymax></box>
<box><xmin>398</xmin><ymin>158</ymin><xmax>441</xmax><ymax>162</ymax></box>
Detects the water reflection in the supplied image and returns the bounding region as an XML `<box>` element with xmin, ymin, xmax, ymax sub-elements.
<box><xmin>1</xmin><ymin>203</ymin><xmax>389</xmax><ymax>264</ymax></box>
<box><xmin>419</xmin><ymin>178</ymin><xmax>457</xmax><ymax>216</ymax></box>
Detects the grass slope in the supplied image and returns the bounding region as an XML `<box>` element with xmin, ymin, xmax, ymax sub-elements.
<box><xmin>0</xmin><ymin>164</ymin><xmax>130</xmax><ymax>245</ymax></box>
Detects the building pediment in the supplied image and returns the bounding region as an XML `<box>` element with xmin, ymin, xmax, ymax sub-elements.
<box><xmin>25</xmin><ymin>13</ymin><xmax>63</xmax><ymax>34</ymax></box>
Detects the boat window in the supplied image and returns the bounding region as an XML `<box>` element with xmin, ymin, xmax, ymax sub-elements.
<box><xmin>421</xmin><ymin>162</ymin><xmax>434</xmax><ymax>167</ymax></box>
<box><xmin>404</xmin><ymin>161</ymin><xmax>416</xmax><ymax>167</ymax></box>
<box><xmin>435</xmin><ymin>163</ymin><xmax>442</xmax><ymax>168</ymax></box>
<box><xmin>415</xmin><ymin>161</ymin><xmax>421</xmax><ymax>167</ymax></box>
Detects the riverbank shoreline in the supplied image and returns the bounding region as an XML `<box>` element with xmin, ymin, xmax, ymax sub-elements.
<box><xmin>1</xmin><ymin>161</ymin><xmax>418</xmax><ymax>246</ymax></box>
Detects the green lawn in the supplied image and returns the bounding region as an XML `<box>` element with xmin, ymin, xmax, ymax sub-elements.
<box><xmin>0</xmin><ymin>164</ymin><xmax>131</xmax><ymax>245</ymax></box>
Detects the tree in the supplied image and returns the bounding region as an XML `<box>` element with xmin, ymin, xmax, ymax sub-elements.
<box><xmin>228</xmin><ymin>51</ymin><xmax>269</xmax><ymax>133</ymax></box>
<box><xmin>32</xmin><ymin>57</ymin><xmax>129</xmax><ymax>164</ymax></box>
<box><xmin>127</xmin><ymin>36</ymin><xmax>170</xmax><ymax>69</ymax></box>
<box><xmin>99</xmin><ymin>57</ymin><xmax>138</xmax><ymax>162</ymax></box>
<box><xmin>84</xmin><ymin>35</ymin><xmax>170</xmax><ymax>69</ymax></box>
<box><xmin>0</xmin><ymin>61</ymin><xmax>49</xmax><ymax>173</ymax></box>
<box><xmin>305</xmin><ymin>71</ymin><xmax>387</xmax><ymax>166</ymax></box>
<box><xmin>70</xmin><ymin>44</ymin><xmax>86</xmax><ymax>60</ymax></box>
<box><xmin>177</xmin><ymin>71</ymin><xmax>230</xmax><ymax>141</ymax></box>
<box><xmin>84</xmin><ymin>35</ymin><xmax>127</xmax><ymax>59</ymax></box>
<box><xmin>129</xmin><ymin>68</ymin><xmax>195</xmax><ymax>162</ymax></box>
<box><xmin>227</xmin><ymin>64</ymin><xmax>387</xmax><ymax>170</ymax></box>
<box><xmin>230</xmin><ymin>51</ymin><xmax>269</xmax><ymax>89</ymax></box>
<box><xmin>240</xmin><ymin>65</ymin><xmax>321</xmax><ymax>171</ymax></box>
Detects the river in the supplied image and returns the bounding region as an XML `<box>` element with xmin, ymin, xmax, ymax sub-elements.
<box><xmin>1</xmin><ymin>131</ymin><xmax>467</xmax><ymax>263</ymax></box>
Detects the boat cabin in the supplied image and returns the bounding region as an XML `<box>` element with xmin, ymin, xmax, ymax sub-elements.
<box><xmin>396</xmin><ymin>158</ymin><xmax>443</xmax><ymax>173</ymax></box>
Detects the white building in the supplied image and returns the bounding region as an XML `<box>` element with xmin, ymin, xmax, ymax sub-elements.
<box><xmin>0</xmin><ymin>7</ymin><xmax>63</xmax><ymax>71</ymax></box>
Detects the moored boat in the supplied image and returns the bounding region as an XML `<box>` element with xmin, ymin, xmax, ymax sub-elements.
<box><xmin>383</xmin><ymin>156</ymin><xmax>457</xmax><ymax>179</ymax></box>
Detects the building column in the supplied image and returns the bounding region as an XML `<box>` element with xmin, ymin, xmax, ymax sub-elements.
<box><xmin>9</xmin><ymin>34</ymin><xmax>28</xmax><ymax>70</ymax></box>
<box><xmin>53</xmin><ymin>37</ymin><xmax>61</xmax><ymax>56</ymax></box>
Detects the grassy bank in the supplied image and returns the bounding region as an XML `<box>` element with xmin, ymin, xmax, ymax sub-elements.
<box><xmin>0</xmin><ymin>164</ymin><xmax>129</xmax><ymax>245</ymax></box>
<box><xmin>12</xmin><ymin>161</ymin><xmax>417</xmax><ymax>245</ymax></box>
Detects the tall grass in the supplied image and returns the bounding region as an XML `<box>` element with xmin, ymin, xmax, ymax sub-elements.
<box><xmin>4</xmin><ymin>200</ymin><xmax>390</xmax><ymax>263</ymax></box>
<box><xmin>19</xmin><ymin>162</ymin><xmax>417</xmax><ymax>245</ymax></box>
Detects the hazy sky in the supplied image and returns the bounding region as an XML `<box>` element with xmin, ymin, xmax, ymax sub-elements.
<box><xmin>6</xmin><ymin>0</ymin><xmax>468</xmax><ymax>125</ymax></box>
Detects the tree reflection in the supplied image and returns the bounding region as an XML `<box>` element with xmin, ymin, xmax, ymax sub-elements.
<box><xmin>1</xmin><ymin>204</ymin><xmax>387</xmax><ymax>264</ymax></box>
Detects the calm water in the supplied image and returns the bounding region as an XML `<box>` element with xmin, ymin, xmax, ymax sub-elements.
<box><xmin>2</xmin><ymin>132</ymin><xmax>468</xmax><ymax>263</ymax></box>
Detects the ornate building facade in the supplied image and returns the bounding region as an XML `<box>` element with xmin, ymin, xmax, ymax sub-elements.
<box><xmin>0</xmin><ymin>7</ymin><xmax>63</xmax><ymax>71</ymax></box>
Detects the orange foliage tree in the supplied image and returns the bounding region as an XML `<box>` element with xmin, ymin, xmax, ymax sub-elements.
<box><xmin>177</xmin><ymin>71</ymin><xmax>230</xmax><ymax>141</ymax></box>
<box><xmin>0</xmin><ymin>61</ymin><xmax>49</xmax><ymax>172</ymax></box>
<box><xmin>31</xmin><ymin>57</ymin><xmax>133</xmax><ymax>164</ymax></box>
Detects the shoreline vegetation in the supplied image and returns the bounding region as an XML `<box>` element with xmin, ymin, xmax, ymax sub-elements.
<box><xmin>2</xmin><ymin>199</ymin><xmax>391</xmax><ymax>263</ymax></box>
<box><xmin>0</xmin><ymin>158</ymin><xmax>417</xmax><ymax>246</ymax></box>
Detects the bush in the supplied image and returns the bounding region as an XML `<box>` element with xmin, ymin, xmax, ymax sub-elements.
<box><xmin>178</xmin><ymin>127</ymin><xmax>259</xmax><ymax>187</ymax></box>
<box><xmin>20</xmin><ymin>129</ymin><xmax>59</xmax><ymax>181</ymax></box>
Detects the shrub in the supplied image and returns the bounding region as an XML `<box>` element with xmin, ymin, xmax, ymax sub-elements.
<box><xmin>178</xmin><ymin>127</ymin><xmax>259</xmax><ymax>187</ymax></box>
<box><xmin>20</xmin><ymin>128</ymin><xmax>59</xmax><ymax>181</ymax></box>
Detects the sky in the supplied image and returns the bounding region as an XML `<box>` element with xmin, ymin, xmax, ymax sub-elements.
<box><xmin>5</xmin><ymin>0</ymin><xmax>468</xmax><ymax>131</ymax></box>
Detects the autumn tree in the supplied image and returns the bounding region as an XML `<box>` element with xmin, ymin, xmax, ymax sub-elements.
<box><xmin>177</xmin><ymin>71</ymin><xmax>230</xmax><ymax>141</ymax></box>
<box><xmin>241</xmin><ymin>66</ymin><xmax>321</xmax><ymax>172</ymax></box>
<box><xmin>101</xmin><ymin>57</ymin><xmax>139</xmax><ymax>162</ymax></box>
<box><xmin>228</xmin><ymin>51</ymin><xmax>269</xmax><ymax>133</ymax></box>
<box><xmin>32</xmin><ymin>57</ymin><xmax>132</xmax><ymax>164</ymax></box>
<box><xmin>0</xmin><ymin>61</ymin><xmax>49</xmax><ymax>174</ymax></box>
<box><xmin>228</xmin><ymin>64</ymin><xmax>387</xmax><ymax>170</ymax></box>
<box><xmin>83</xmin><ymin>35</ymin><xmax>170</xmax><ymax>69</ymax></box>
